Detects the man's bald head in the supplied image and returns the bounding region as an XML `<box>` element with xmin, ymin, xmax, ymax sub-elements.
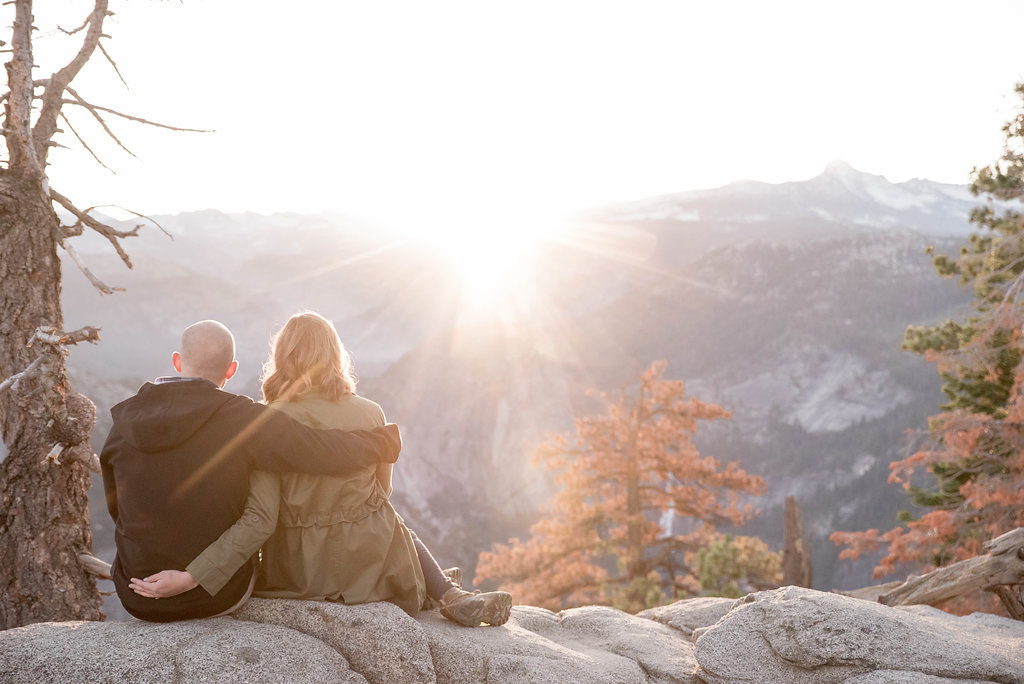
<box><xmin>176</xmin><ymin>320</ymin><xmax>236</xmax><ymax>385</ymax></box>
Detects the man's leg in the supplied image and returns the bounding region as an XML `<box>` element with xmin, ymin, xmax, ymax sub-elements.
<box><xmin>209</xmin><ymin>567</ymin><xmax>256</xmax><ymax>618</ymax></box>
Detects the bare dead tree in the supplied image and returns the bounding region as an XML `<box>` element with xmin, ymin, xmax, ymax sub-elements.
<box><xmin>781</xmin><ymin>496</ymin><xmax>812</xmax><ymax>588</ymax></box>
<box><xmin>0</xmin><ymin>0</ymin><xmax>203</xmax><ymax>628</ymax></box>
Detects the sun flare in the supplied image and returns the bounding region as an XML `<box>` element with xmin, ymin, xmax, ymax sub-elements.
<box><xmin>441</xmin><ymin>230</ymin><xmax>540</xmax><ymax>309</ymax></box>
<box><xmin>377</xmin><ymin>208</ymin><xmax>568</xmax><ymax>314</ymax></box>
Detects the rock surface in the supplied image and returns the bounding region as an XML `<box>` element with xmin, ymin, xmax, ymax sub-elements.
<box><xmin>638</xmin><ymin>596</ymin><xmax>735</xmax><ymax>639</ymax></box>
<box><xmin>234</xmin><ymin>598</ymin><xmax>436</xmax><ymax>684</ymax></box>
<box><xmin>0</xmin><ymin>617</ymin><xmax>359</xmax><ymax>683</ymax></box>
<box><xmin>694</xmin><ymin>587</ymin><xmax>1024</xmax><ymax>684</ymax></box>
<box><xmin>2</xmin><ymin>589</ymin><xmax>1023</xmax><ymax>683</ymax></box>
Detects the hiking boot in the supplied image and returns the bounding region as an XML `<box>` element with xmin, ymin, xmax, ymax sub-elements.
<box><xmin>424</xmin><ymin>567</ymin><xmax>464</xmax><ymax>611</ymax></box>
<box><xmin>440</xmin><ymin>587</ymin><xmax>512</xmax><ymax>627</ymax></box>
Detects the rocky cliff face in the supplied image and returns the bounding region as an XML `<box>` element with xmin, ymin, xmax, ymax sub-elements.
<box><xmin>2</xmin><ymin>588</ymin><xmax>1022</xmax><ymax>683</ymax></box>
<box><xmin>64</xmin><ymin>165</ymin><xmax>987</xmax><ymax>618</ymax></box>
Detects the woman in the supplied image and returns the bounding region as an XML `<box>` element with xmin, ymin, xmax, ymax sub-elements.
<box><xmin>130</xmin><ymin>312</ymin><xmax>511</xmax><ymax>627</ymax></box>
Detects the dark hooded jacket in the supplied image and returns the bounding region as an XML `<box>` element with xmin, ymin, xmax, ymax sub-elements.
<box><xmin>100</xmin><ymin>379</ymin><xmax>401</xmax><ymax>622</ymax></box>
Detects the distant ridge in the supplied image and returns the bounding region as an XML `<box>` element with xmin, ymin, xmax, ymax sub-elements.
<box><xmin>595</xmin><ymin>161</ymin><xmax>980</xmax><ymax>239</ymax></box>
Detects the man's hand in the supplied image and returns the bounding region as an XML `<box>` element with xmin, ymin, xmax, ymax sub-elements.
<box><xmin>379</xmin><ymin>423</ymin><xmax>402</xmax><ymax>463</ymax></box>
<box><xmin>129</xmin><ymin>570</ymin><xmax>198</xmax><ymax>599</ymax></box>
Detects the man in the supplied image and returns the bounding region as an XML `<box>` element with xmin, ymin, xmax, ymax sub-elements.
<box><xmin>100</xmin><ymin>320</ymin><xmax>401</xmax><ymax>622</ymax></box>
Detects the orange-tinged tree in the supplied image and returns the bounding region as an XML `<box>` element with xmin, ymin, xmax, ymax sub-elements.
<box><xmin>475</xmin><ymin>361</ymin><xmax>766</xmax><ymax>612</ymax></box>
<box><xmin>831</xmin><ymin>84</ymin><xmax>1024</xmax><ymax>596</ymax></box>
<box><xmin>830</xmin><ymin>377</ymin><xmax>1024</xmax><ymax>581</ymax></box>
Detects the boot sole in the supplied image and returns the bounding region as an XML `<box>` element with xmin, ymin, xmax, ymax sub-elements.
<box><xmin>441</xmin><ymin>591</ymin><xmax>513</xmax><ymax>627</ymax></box>
<box><xmin>481</xmin><ymin>591</ymin><xmax>512</xmax><ymax>626</ymax></box>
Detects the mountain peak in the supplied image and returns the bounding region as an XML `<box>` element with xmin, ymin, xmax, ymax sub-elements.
<box><xmin>823</xmin><ymin>160</ymin><xmax>860</xmax><ymax>177</ymax></box>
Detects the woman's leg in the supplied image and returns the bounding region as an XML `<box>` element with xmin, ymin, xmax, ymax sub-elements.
<box><xmin>408</xmin><ymin>528</ymin><xmax>513</xmax><ymax>627</ymax></box>
<box><xmin>408</xmin><ymin>529</ymin><xmax>458</xmax><ymax>602</ymax></box>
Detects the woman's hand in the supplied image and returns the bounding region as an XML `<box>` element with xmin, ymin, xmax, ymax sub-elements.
<box><xmin>129</xmin><ymin>570</ymin><xmax>198</xmax><ymax>599</ymax></box>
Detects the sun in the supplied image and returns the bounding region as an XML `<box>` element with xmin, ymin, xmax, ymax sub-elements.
<box><xmin>377</xmin><ymin>207</ymin><xmax>566</xmax><ymax>315</ymax></box>
<box><xmin>439</xmin><ymin>228</ymin><xmax>541</xmax><ymax>310</ymax></box>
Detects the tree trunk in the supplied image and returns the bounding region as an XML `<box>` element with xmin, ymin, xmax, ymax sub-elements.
<box><xmin>0</xmin><ymin>171</ymin><xmax>102</xmax><ymax>628</ymax></box>
<box><xmin>782</xmin><ymin>496</ymin><xmax>812</xmax><ymax>588</ymax></box>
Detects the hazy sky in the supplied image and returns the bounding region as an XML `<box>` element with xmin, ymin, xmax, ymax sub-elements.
<box><xmin>25</xmin><ymin>1</ymin><xmax>1024</xmax><ymax>227</ymax></box>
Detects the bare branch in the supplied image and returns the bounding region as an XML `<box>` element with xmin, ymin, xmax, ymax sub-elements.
<box><xmin>0</xmin><ymin>354</ymin><xmax>45</xmax><ymax>395</ymax></box>
<box><xmin>85</xmin><ymin>204</ymin><xmax>171</xmax><ymax>239</ymax></box>
<box><xmin>63</xmin><ymin>86</ymin><xmax>134</xmax><ymax>157</ymax></box>
<box><xmin>0</xmin><ymin>79</ymin><xmax>49</xmax><ymax>106</ymax></box>
<box><xmin>41</xmin><ymin>442</ymin><xmax>100</xmax><ymax>474</ymax></box>
<box><xmin>96</xmin><ymin>41</ymin><xmax>128</xmax><ymax>89</ymax></box>
<box><xmin>59</xmin><ymin>239</ymin><xmax>123</xmax><ymax>295</ymax></box>
<box><xmin>57</xmin><ymin>15</ymin><xmax>92</xmax><ymax>37</ymax></box>
<box><xmin>41</xmin><ymin>442</ymin><xmax>66</xmax><ymax>466</ymax></box>
<box><xmin>58</xmin><ymin>111</ymin><xmax>114</xmax><ymax>172</ymax></box>
<box><xmin>79</xmin><ymin>554</ymin><xmax>112</xmax><ymax>580</ymax></box>
<box><xmin>55</xmin><ymin>217</ymin><xmax>84</xmax><ymax>239</ymax></box>
<box><xmin>29</xmin><ymin>325</ymin><xmax>102</xmax><ymax>348</ymax></box>
<box><xmin>50</xmin><ymin>188</ymin><xmax>137</xmax><ymax>267</ymax></box>
<box><xmin>61</xmin><ymin>93</ymin><xmax>211</xmax><ymax>133</ymax></box>
<box><xmin>6</xmin><ymin>0</ymin><xmax>44</xmax><ymax>176</ymax></box>
<box><xmin>32</xmin><ymin>0</ymin><xmax>109</xmax><ymax>163</ymax></box>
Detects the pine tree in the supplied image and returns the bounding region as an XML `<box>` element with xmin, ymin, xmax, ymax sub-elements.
<box><xmin>693</xmin><ymin>533</ymin><xmax>782</xmax><ymax>599</ymax></box>
<box><xmin>475</xmin><ymin>361</ymin><xmax>767</xmax><ymax>612</ymax></box>
<box><xmin>832</xmin><ymin>83</ymin><xmax>1024</xmax><ymax>580</ymax></box>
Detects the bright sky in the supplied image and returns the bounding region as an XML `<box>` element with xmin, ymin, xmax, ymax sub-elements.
<box><xmin>24</xmin><ymin>1</ymin><xmax>1024</xmax><ymax>225</ymax></box>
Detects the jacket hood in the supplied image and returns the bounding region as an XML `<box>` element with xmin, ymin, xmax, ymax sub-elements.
<box><xmin>110</xmin><ymin>380</ymin><xmax>237</xmax><ymax>452</ymax></box>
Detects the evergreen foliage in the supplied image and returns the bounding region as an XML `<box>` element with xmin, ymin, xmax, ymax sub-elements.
<box><xmin>693</xmin><ymin>533</ymin><xmax>782</xmax><ymax>599</ymax></box>
<box><xmin>833</xmin><ymin>83</ymin><xmax>1024</xmax><ymax>588</ymax></box>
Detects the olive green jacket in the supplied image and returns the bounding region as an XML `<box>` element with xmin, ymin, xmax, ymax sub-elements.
<box><xmin>186</xmin><ymin>392</ymin><xmax>426</xmax><ymax>615</ymax></box>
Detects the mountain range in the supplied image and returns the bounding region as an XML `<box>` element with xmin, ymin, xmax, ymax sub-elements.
<box><xmin>65</xmin><ymin>162</ymin><xmax>986</xmax><ymax>617</ymax></box>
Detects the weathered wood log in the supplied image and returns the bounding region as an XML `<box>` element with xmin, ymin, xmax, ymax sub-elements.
<box><xmin>840</xmin><ymin>581</ymin><xmax>904</xmax><ymax>603</ymax></box>
<box><xmin>875</xmin><ymin>528</ymin><xmax>1024</xmax><ymax>618</ymax></box>
<box><xmin>992</xmin><ymin>585</ymin><xmax>1024</xmax><ymax>620</ymax></box>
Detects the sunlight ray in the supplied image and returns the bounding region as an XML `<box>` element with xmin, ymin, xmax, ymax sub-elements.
<box><xmin>244</xmin><ymin>238</ymin><xmax>409</xmax><ymax>298</ymax></box>
<box><xmin>550</xmin><ymin>222</ymin><xmax>733</xmax><ymax>297</ymax></box>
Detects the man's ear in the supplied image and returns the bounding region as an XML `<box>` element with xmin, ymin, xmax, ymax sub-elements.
<box><xmin>224</xmin><ymin>360</ymin><xmax>238</xmax><ymax>381</ymax></box>
<box><xmin>172</xmin><ymin>352</ymin><xmax>183</xmax><ymax>373</ymax></box>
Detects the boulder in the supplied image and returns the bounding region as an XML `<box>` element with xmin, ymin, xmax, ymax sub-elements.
<box><xmin>693</xmin><ymin>586</ymin><xmax>1024</xmax><ymax>684</ymax></box>
<box><xmin>420</xmin><ymin>604</ymin><xmax>700</xmax><ymax>684</ymax></box>
<box><xmin>421</xmin><ymin>608</ymin><xmax>649</xmax><ymax>683</ymax></box>
<box><xmin>234</xmin><ymin>598</ymin><xmax>435</xmax><ymax>684</ymax></box>
<box><xmin>524</xmin><ymin>605</ymin><xmax>700</xmax><ymax>683</ymax></box>
<box><xmin>638</xmin><ymin>596</ymin><xmax>736</xmax><ymax>640</ymax></box>
<box><xmin>0</xmin><ymin>617</ymin><xmax>359</xmax><ymax>684</ymax></box>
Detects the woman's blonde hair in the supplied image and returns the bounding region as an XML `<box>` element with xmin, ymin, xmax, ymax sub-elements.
<box><xmin>261</xmin><ymin>311</ymin><xmax>357</xmax><ymax>403</ymax></box>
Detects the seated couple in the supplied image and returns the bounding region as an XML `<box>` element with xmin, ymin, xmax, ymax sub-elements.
<box><xmin>100</xmin><ymin>314</ymin><xmax>511</xmax><ymax>627</ymax></box>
